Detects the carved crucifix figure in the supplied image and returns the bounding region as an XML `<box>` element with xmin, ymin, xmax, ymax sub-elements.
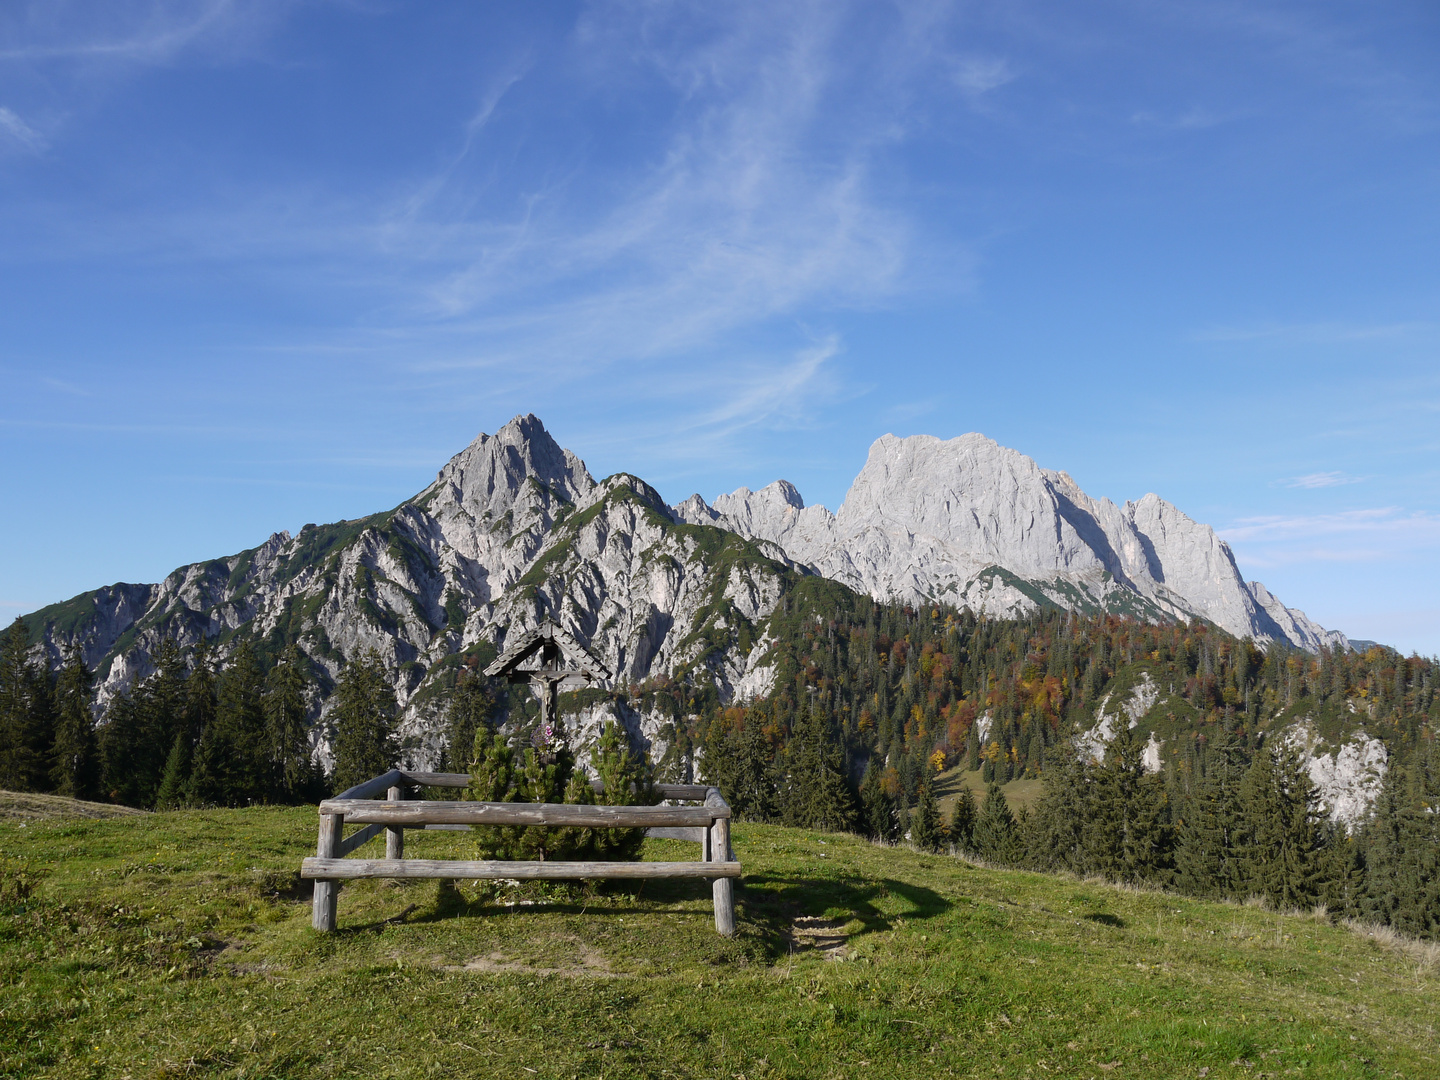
<box><xmin>483</xmin><ymin>618</ymin><xmax>612</xmax><ymax>733</ymax></box>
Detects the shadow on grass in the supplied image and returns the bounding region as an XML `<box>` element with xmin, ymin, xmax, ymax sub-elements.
<box><xmin>1084</xmin><ymin>912</ymin><xmax>1125</xmax><ymax>928</ymax></box>
<box><xmin>335</xmin><ymin>872</ymin><xmax>950</xmax><ymax>960</ymax></box>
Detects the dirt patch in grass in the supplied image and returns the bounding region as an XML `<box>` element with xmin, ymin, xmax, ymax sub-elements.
<box><xmin>444</xmin><ymin>934</ymin><xmax>620</xmax><ymax>977</ymax></box>
<box><xmin>790</xmin><ymin>915</ymin><xmax>849</xmax><ymax>959</ymax></box>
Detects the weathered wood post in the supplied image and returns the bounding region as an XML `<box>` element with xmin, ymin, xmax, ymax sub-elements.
<box><xmin>312</xmin><ymin>812</ymin><xmax>343</xmax><ymax>931</ymax></box>
<box><xmin>707</xmin><ymin>788</ymin><xmax>736</xmax><ymax>937</ymax></box>
<box><xmin>385</xmin><ymin>784</ymin><xmax>405</xmax><ymax>860</ymax></box>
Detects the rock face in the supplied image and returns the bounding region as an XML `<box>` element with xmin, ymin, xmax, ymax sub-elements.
<box><xmin>25</xmin><ymin>415</ymin><xmax>799</xmax><ymax>773</ymax></box>
<box><xmin>676</xmin><ymin>432</ymin><xmax>1347</xmax><ymax>651</ymax></box>
<box><xmin>24</xmin><ymin>416</ymin><xmax>1349</xmax><ymax>777</ymax></box>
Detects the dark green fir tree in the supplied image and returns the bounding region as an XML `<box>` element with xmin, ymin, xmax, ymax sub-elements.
<box><xmin>859</xmin><ymin>757</ymin><xmax>895</xmax><ymax>841</ymax></box>
<box><xmin>49</xmin><ymin>645</ymin><xmax>99</xmax><ymax>800</ymax></box>
<box><xmin>948</xmin><ymin>785</ymin><xmax>978</xmax><ymax>853</ymax></box>
<box><xmin>330</xmin><ymin>648</ymin><xmax>398</xmax><ymax>793</ymax></box>
<box><xmin>778</xmin><ymin>703</ymin><xmax>857</xmax><ymax>833</ymax></box>
<box><xmin>191</xmin><ymin>643</ymin><xmax>268</xmax><ymax>805</ymax></box>
<box><xmin>0</xmin><ymin>616</ymin><xmax>52</xmax><ymax>792</ymax></box>
<box><xmin>1237</xmin><ymin>741</ymin><xmax>1327</xmax><ymax>908</ymax></box>
<box><xmin>264</xmin><ymin>644</ymin><xmax>316</xmax><ymax>801</ymax></box>
<box><xmin>973</xmin><ymin>783</ymin><xmax>1022</xmax><ymax>865</ymax></box>
<box><xmin>1174</xmin><ymin>723</ymin><xmax>1250</xmax><ymax>899</ymax></box>
<box><xmin>444</xmin><ymin>658</ymin><xmax>494</xmax><ymax>772</ymax></box>
<box><xmin>911</xmin><ymin>774</ymin><xmax>943</xmax><ymax>852</ymax></box>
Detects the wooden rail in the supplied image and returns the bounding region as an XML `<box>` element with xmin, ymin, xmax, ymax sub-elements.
<box><xmin>302</xmin><ymin>771</ymin><xmax>739</xmax><ymax>935</ymax></box>
<box><xmin>304</xmin><ymin>858</ymin><xmax>742</xmax><ymax>881</ymax></box>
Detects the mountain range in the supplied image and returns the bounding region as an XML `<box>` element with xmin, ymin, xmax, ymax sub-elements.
<box><xmin>24</xmin><ymin>415</ymin><xmax>1347</xmax><ymax>742</ymax></box>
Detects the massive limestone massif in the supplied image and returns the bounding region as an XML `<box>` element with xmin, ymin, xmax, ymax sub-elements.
<box><xmin>675</xmin><ymin>432</ymin><xmax>1346</xmax><ymax>652</ymax></box>
<box><xmin>24</xmin><ymin>415</ymin><xmax>1354</xmax><ymax>781</ymax></box>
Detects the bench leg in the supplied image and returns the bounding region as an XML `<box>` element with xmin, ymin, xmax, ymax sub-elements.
<box><xmin>709</xmin><ymin>816</ymin><xmax>735</xmax><ymax>937</ymax></box>
<box><xmin>312</xmin><ymin>813</ymin><xmax>343</xmax><ymax>932</ymax></box>
<box><xmin>386</xmin><ymin>785</ymin><xmax>405</xmax><ymax>860</ymax></box>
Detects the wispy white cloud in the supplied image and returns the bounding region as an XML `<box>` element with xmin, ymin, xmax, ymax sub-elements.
<box><xmin>0</xmin><ymin>105</ymin><xmax>44</xmax><ymax>152</ymax></box>
<box><xmin>1220</xmin><ymin>507</ymin><xmax>1440</xmax><ymax>566</ymax></box>
<box><xmin>0</xmin><ymin>0</ymin><xmax>256</xmax><ymax>64</ymax></box>
<box><xmin>1281</xmin><ymin>471</ymin><xmax>1362</xmax><ymax>489</ymax></box>
<box><xmin>951</xmin><ymin>56</ymin><xmax>1013</xmax><ymax>95</ymax></box>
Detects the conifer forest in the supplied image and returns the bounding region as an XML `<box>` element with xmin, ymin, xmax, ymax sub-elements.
<box><xmin>2</xmin><ymin>576</ymin><xmax>1437</xmax><ymax>940</ymax></box>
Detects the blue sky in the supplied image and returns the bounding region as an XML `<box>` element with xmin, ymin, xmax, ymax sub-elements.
<box><xmin>1</xmin><ymin>1</ymin><xmax>1437</xmax><ymax>654</ymax></box>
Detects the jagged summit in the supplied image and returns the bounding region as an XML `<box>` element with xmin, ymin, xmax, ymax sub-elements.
<box><xmin>423</xmin><ymin>413</ymin><xmax>595</xmax><ymax>521</ymax></box>
<box><xmin>24</xmin><ymin>415</ymin><xmax>1347</xmax><ymax>772</ymax></box>
<box><xmin>675</xmin><ymin>430</ymin><xmax>1346</xmax><ymax>651</ymax></box>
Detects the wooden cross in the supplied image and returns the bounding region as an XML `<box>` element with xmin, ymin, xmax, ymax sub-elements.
<box><xmin>483</xmin><ymin>618</ymin><xmax>612</xmax><ymax>733</ymax></box>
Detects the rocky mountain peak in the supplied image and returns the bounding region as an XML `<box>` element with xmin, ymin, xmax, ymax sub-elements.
<box><xmin>688</xmin><ymin>429</ymin><xmax>1346</xmax><ymax>650</ymax></box>
<box><xmin>425</xmin><ymin>413</ymin><xmax>595</xmax><ymax>522</ymax></box>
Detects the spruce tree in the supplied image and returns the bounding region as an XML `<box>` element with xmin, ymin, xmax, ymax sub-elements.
<box><xmin>1175</xmin><ymin>724</ymin><xmax>1250</xmax><ymax>898</ymax></box>
<box><xmin>191</xmin><ymin>643</ymin><xmax>268</xmax><ymax>805</ymax></box>
<box><xmin>264</xmin><ymin>644</ymin><xmax>315</xmax><ymax>801</ymax></box>
<box><xmin>1028</xmin><ymin>742</ymin><xmax>1090</xmax><ymax>873</ymax></box>
<box><xmin>0</xmin><ymin>616</ymin><xmax>52</xmax><ymax>791</ymax></box>
<box><xmin>154</xmin><ymin>732</ymin><xmax>192</xmax><ymax>809</ymax></box>
<box><xmin>184</xmin><ymin>643</ymin><xmax>217</xmax><ymax>748</ymax></box>
<box><xmin>444</xmin><ymin>661</ymin><xmax>494</xmax><ymax>772</ymax></box>
<box><xmin>142</xmin><ymin>641</ymin><xmax>188</xmax><ymax>796</ymax></box>
<box><xmin>778</xmin><ymin>704</ymin><xmax>857</xmax><ymax>833</ymax></box>
<box><xmin>330</xmin><ymin>648</ymin><xmax>398</xmax><ymax>792</ymax></box>
<box><xmin>1359</xmin><ymin>742</ymin><xmax>1440</xmax><ymax>937</ymax></box>
<box><xmin>859</xmin><ymin>758</ymin><xmax>895</xmax><ymax>841</ymax></box>
<box><xmin>49</xmin><ymin>645</ymin><xmax>100</xmax><ymax>800</ymax></box>
<box><xmin>101</xmin><ymin>688</ymin><xmax>152</xmax><ymax>807</ymax></box>
<box><xmin>973</xmin><ymin>783</ymin><xmax>1022</xmax><ymax>864</ymax></box>
<box><xmin>949</xmin><ymin>785</ymin><xmax>977</xmax><ymax>852</ymax></box>
<box><xmin>1237</xmin><ymin>741</ymin><xmax>1327</xmax><ymax>908</ymax></box>
<box><xmin>1085</xmin><ymin>719</ymin><xmax>1171</xmax><ymax>885</ymax></box>
<box><xmin>911</xmin><ymin>775</ymin><xmax>943</xmax><ymax>852</ymax></box>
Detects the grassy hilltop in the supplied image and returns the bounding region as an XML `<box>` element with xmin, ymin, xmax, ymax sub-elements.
<box><xmin>1</xmin><ymin>798</ymin><xmax>1436</xmax><ymax>1080</ymax></box>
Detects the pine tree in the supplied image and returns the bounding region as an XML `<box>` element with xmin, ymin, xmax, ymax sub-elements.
<box><xmin>330</xmin><ymin>649</ymin><xmax>398</xmax><ymax>792</ymax></box>
<box><xmin>949</xmin><ymin>785</ymin><xmax>978</xmax><ymax>853</ymax></box>
<box><xmin>1085</xmin><ymin>719</ymin><xmax>1171</xmax><ymax>885</ymax></box>
<box><xmin>101</xmin><ymin>688</ymin><xmax>151</xmax><ymax>807</ymax></box>
<box><xmin>1237</xmin><ymin>741</ymin><xmax>1327</xmax><ymax>908</ymax></box>
<box><xmin>859</xmin><ymin>758</ymin><xmax>895</xmax><ymax>841</ymax></box>
<box><xmin>49</xmin><ymin>645</ymin><xmax>99</xmax><ymax>800</ymax></box>
<box><xmin>0</xmin><ymin>617</ymin><xmax>52</xmax><ymax>791</ymax></box>
<box><xmin>191</xmin><ymin>643</ymin><xmax>268</xmax><ymax>805</ymax></box>
<box><xmin>778</xmin><ymin>704</ymin><xmax>857</xmax><ymax>833</ymax></box>
<box><xmin>911</xmin><ymin>775</ymin><xmax>943</xmax><ymax>852</ymax></box>
<box><xmin>588</xmin><ymin>720</ymin><xmax>659</xmax><ymax>860</ymax></box>
<box><xmin>444</xmin><ymin>660</ymin><xmax>494</xmax><ymax>772</ymax></box>
<box><xmin>1175</xmin><ymin>724</ymin><xmax>1250</xmax><ymax>898</ymax></box>
<box><xmin>973</xmin><ymin>783</ymin><xmax>1022</xmax><ymax>864</ymax></box>
<box><xmin>464</xmin><ymin>729</ymin><xmax>523</xmax><ymax>860</ymax></box>
<box><xmin>154</xmin><ymin>732</ymin><xmax>192</xmax><ymax>809</ymax></box>
<box><xmin>264</xmin><ymin>644</ymin><xmax>315</xmax><ymax>801</ymax></box>
<box><xmin>1359</xmin><ymin>741</ymin><xmax>1440</xmax><ymax>938</ymax></box>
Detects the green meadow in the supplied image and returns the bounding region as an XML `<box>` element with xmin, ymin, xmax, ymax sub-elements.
<box><xmin>0</xmin><ymin>798</ymin><xmax>1435</xmax><ymax>1079</ymax></box>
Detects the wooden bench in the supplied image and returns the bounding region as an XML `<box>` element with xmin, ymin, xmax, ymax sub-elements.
<box><xmin>301</xmin><ymin>769</ymin><xmax>739</xmax><ymax>935</ymax></box>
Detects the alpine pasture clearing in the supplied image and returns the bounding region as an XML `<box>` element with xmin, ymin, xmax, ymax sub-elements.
<box><xmin>0</xmin><ymin>803</ymin><xmax>1435</xmax><ymax>1079</ymax></box>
